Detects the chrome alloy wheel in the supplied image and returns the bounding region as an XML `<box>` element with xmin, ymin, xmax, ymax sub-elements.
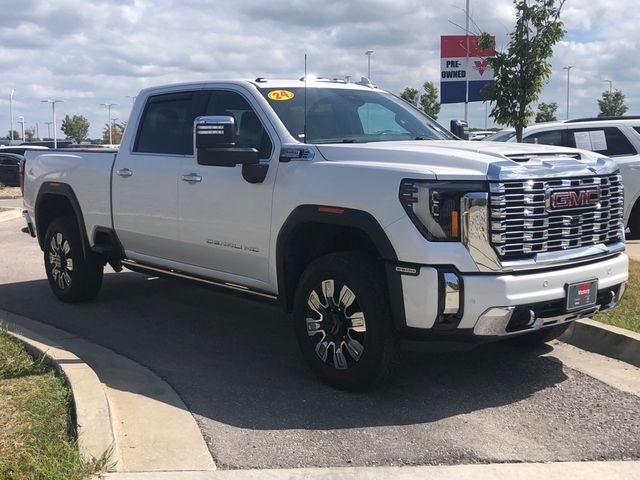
<box><xmin>306</xmin><ymin>279</ymin><xmax>367</xmax><ymax>370</ymax></box>
<box><xmin>49</xmin><ymin>232</ymin><xmax>73</xmax><ymax>290</ymax></box>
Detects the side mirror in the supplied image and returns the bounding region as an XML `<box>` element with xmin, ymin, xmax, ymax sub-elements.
<box><xmin>450</xmin><ymin>120</ymin><xmax>469</xmax><ymax>140</ymax></box>
<box><xmin>194</xmin><ymin>116</ymin><xmax>259</xmax><ymax>167</ymax></box>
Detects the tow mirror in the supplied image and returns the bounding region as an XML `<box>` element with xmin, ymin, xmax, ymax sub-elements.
<box><xmin>450</xmin><ymin>120</ymin><xmax>469</xmax><ymax>140</ymax></box>
<box><xmin>194</xmin><ymin>116</ymin><xmax>259</xmax><ymax>167</ymax></box>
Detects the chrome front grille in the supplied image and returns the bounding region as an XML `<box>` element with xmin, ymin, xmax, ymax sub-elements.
<box><xmin>489</xmin><ymin>174</ymin><xmax>624</xmax><ymax>259</ymax></box>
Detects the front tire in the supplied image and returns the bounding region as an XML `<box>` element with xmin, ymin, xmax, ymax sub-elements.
<box><xmin>44</xmin><ymin>217</ymin><xmax>104</xmax><ymax>303</ymax></box>
<box><xmin>628</xmin><ymin>201</ymin><xmax>640</xmax><ymax>240</ymax></box>
<box><xmin>293</xmin><ymin>252</ymin><xmax>399</xmax><ymax>391</ymax></box>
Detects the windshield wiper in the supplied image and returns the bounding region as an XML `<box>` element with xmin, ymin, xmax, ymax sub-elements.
<box><xmin>414</xmin><ymin>136</ymin><xmax>432</xmax><ymax>140</ymax></box>
<box><xmin>340</xmin><ymin>139</ymin><xmax>360</xmax><ymax>143</ymax></box>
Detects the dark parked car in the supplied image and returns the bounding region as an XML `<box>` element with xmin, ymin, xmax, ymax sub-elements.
<box><xmin>0</xmin><ymin>153</ymin><xmax>23</xmax><ymax>186</ymax></box>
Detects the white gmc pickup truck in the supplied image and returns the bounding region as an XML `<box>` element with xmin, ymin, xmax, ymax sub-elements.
<box><xmin>22</xmin><ymin>78</ymin><xmax>629</xmax><ymax>390</ymax></box>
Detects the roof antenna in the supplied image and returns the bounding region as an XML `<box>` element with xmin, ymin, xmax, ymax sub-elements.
<box><xmin>304</xmin><ymin>53</ymin><xmax>308</xmax><ymax>142</ymax></box>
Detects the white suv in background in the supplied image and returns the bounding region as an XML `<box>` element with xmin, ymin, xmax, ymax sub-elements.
<box><xmin>485</xmin><ymin>117</ymin><xmax>640</xmax><ymax>237</ymax></box>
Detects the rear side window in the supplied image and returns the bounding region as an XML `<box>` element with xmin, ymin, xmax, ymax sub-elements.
<box><xmin>567</xmin><ymin>127</ymin><xmax>637</xmax><ymax>157</ymax></box>
<box><xmin>0</xmin><ymin>156</ymin><xmax>18</xmax><ymax>166</ymax></box>
<box><xmin>134</xmin><ymin>92</ymin><xmax>209</xmax><ymax>155</ymax></box>
<box><xmin>633</xmin><ymin>127</ymin><xmax>640</xmax><ymax>136</ymax></box>
<box><xmin>523</xmin><ymin>129</ymin><xmax>564</xmax><ymax>146</ymax></box>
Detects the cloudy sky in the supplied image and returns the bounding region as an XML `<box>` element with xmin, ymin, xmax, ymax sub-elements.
<box><xmin>0</xmin><ymin>0</ymin><xmax>638</xmax><ymax>140</ymax></box>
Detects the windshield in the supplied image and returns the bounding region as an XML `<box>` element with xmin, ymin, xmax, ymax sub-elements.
<box><xmin>260</xmin><ymin>87</ymin><xmax>454</xmax><ymax>144</ymax></box>
<box><xmin>484</xmin><ymin>130</ymin><xmax>516</xmax><ymax>142</ymax></box>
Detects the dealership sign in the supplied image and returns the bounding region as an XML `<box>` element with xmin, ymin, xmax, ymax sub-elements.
<box><xmin>440</xmin><ymin>35</ymin><xmax>495</xmax><ymax>104</ymax></box>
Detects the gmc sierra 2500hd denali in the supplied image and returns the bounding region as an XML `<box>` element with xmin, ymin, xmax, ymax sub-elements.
<box><xmin>22</xmin><ymin>78</ymin><xmax>628</xmax><ymax>390</ymax></box>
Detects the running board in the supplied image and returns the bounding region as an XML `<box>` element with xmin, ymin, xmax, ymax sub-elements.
<box><xmin>120</xmin><ymin>259</ymin><xmax>278</xmax><ymax>301</ymax></box>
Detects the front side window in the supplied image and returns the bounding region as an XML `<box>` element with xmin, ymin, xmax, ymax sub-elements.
<box><xmin>260</xmin><ymin>87</ymin><xmax>453</xmax><ymax>144</ymax></box>
<box><xmin>523</xmin><ymin>129</ymin><xmax>564</xmax><ymax>146</ymax></box>
<box><xmin>205</xmin><ymin>90</ymin><xmax>273</xmax><ymax>159</ymax></box>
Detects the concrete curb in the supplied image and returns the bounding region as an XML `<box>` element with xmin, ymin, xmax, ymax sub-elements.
<box><xmin>1</xmin><ymin>309</ymin><xmax>216</xmax><ymax>473</ymax></box>
<box><xmin>0</xmin><ymin>208</ymin><xmax>21</xmax><ymax>222</ymax></box>
<box><xmin>99</xmin><ymin>461</ymin><xmax>640</xmax><ymax>480</ymax></box>
<box><xmin>561</xmin><ymin>318</ymin><xmax>640</xmax><ymax>368</ymax></box>
<box><xmin>1</xmin><ymin>314</ymin><xmax>116</xmax><ymax>464</ymax></box>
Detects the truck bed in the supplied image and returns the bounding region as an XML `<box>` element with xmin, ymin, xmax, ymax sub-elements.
<box><xmin>23</xmin><ymin>150</ymin><xmax>118</xmax><ymax>245</ymax></box>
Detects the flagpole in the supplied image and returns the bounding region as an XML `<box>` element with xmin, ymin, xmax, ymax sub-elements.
<box><xmin>464</xmin><ymin>0</ymin><xmax>470</xmax><ymax>124</ymax></box>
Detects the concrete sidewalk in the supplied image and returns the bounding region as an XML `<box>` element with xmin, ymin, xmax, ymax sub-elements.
<box><xmin>0</xmin><ymin>197</ymin><xmax>23</xmax><ymax>209</ymax></box>
<box><xmin>2</xmin><ymin>310</ymin><xmax>215</xmax><ymax>474</ymax></box>
<box><xmin>101</xmin><ymin>461</ymin><xmax>640</xmax><ymax>480</ymax></box>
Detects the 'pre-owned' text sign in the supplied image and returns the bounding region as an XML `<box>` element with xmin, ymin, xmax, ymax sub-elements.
<box><xmin>440</xmin><ymin>35</ymin><xmax>495</xmax><ymax>104</ymax></box>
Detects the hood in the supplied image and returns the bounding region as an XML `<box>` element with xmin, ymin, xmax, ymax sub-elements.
<box><xmin>316</xmin><ymin>140</ymin><xmax>607</xmax><ymax>180</ymax></box>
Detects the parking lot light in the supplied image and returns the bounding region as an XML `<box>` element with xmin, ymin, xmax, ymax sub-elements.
<box><xmin>41</xmin><ymin>99</ymin><xmax>64</xmax><ymax>149</ymax></box>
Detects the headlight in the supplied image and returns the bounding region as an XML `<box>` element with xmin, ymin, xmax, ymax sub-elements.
<box><xmin>399</xmin><ymin>179</ymin><xmax>486</xmax><ymax>241</ymax></box>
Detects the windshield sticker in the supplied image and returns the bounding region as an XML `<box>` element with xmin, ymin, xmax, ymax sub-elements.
<box><xmin>268</xmin><ymin>90</ymin><xmax>295</xmax><ymax>101</ymax></box>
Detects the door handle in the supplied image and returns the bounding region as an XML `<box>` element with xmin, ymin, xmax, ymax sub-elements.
<box><xmin>116</xmin><ymin>168</ymin><xmax>133</xmax><ymax>178</ymax></box>
<box><xmin>181</xmin><ymin>173</ymin><xmax>202</xmax><ymax>184</ymax></box>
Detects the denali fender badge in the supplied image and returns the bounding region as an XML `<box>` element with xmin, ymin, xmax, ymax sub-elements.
<box><xmin>395</xmin><ymin>266</ymin><xmax>418</xmax><ymax>275</ymax></box>
<box><xmin>547</xmin><ymin>187</ymin><xmax>601</xmax><ymax>210</ymax></box>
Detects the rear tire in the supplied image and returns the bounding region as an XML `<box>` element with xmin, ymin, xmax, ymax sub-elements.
<box><xmin>44</xmin><ymin>217</ymin><xmax>103</xmax><ymax>303</ymax></box>
<box><xmin>293</xmin><ymin>252</ymin><xmax>399</xmax><ymax>391</ymax></box>
<box><xmin>507</xmin><ymin>322</ymin><xmax>571</xmax><ymax>346</ymax></box>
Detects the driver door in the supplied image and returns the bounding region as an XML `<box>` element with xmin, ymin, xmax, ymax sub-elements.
<box><xmin>175</xmin><ymin>88</ymin><xmax>278</xmax><ymax>290</ymax></box>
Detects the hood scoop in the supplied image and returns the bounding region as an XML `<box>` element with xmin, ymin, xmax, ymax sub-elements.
<box><xmin>505</xmin><ymin>152</ymin><xmax>581</xmax><ymax>163</ymax></box>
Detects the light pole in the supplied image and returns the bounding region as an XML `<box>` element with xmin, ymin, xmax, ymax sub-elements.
<box><xmin>563</xmin><ymin>66</ymin><xmax>574</xmax><ymax>120</ymax></box>
<box><xmin>9</xmin><ymin>89</ymin><xmax>14</xmax><ymax>141</ymax></box>
<box><xmin>604</xmin><ymin>79</ymin><xmax>612</xmax><ymax>94</ymax></box>
<box><xmin>100</xmin><ymin>103</ymin><xmax>117</xmax><ymax>145</ymax></box>
<box><xmin>18</xmin><ymin>116</ymin><xmax>25</xmax><ymax>142</ymax></box>
<box><xmin>45</xmin><ymin>122</ymin><xmax>53</xmax><ymax>139</ymax></box>
<box><xmin>35</xmin><ymin>123</ymin><xmax>39</xmax><ymax>140</ymax></box>
<box><xmin>41</xmin><ymin>99</ymin><xmax>63</xmax><ymax>148</ymax></box>
<box><xmin>365</xmin><ymin>50</ymin><xmax>374</xmax><ymax>80</ymax></box>
<box><xmin>125</xmin><ymin>95</ymin><xmax>137</xmax><ymax>103</ymax></box>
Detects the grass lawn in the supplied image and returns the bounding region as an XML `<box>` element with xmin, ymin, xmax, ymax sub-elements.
<box><xmin>595</xmin><ymin>259</ymin><xmax>640</xmax><ymax>333</ymax></box>
<box><xmin>0</xmin><ymin>207</ymin><xmax>13</xmax><ymax>213</ymax></box>
<box><xmin>0</xmin><ymin>329</ymin><xmax>107</xmax><ymax>479</ymax></box>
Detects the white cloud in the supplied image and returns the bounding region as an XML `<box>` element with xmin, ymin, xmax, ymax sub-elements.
<box><xmin>0</xmin><ymin>0</ymin><xmax>637</xmax><ymax>139</ymax></box>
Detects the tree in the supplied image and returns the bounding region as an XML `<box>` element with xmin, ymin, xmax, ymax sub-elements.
<box><xmin>5</xmin><ymin>130</ymin><xmax>19</xmax><ymax>140</ymax></box>
<box><xmin>61</xmin><ymin>114</ymin><xmax>90</xmax><ymax>144</ymax></box>
<box><xmin>400</xmin><ymin>87</ymin><xmax>420</xmax><ymax>106</ymax></box>
<box><xmin>400</xmin><ymin>82</ymin><xmax>441</xmax><ymax>119</ymax></box>
<box><xmin>479</xmin><ymin>0</ymin><xmax>566</xmax><ymax>142</ymax></box>
<box><xmin>535</xmin><ymin>102</ymin><xmax>558</xmax><ymax>122</ymax></box>
<box><xmin>420</xmin><ymin>82</ymin><xmax>440</xmax><ymax>119</ymax></box>
<box><xmin>102</xmin><ymin>122</ymin><xmax>125</xmax><ymax>144</ymax></box>
<box><xmin>24</xmin><ymin>127</ymin><xmax>36</xmax><ymax>142</ymax></box>
<box><xmin>598</xmin><ymin>89</ymin><xmax>628</xmax><ymax>117</ymax></box>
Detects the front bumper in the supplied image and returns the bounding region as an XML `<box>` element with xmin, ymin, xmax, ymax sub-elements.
<box><xmin>399</xmin><ymin>252</ymin><xmax>628</xmax><ymax>337</ymax></box>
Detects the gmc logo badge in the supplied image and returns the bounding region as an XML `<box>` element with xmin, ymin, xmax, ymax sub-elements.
<box><xmin>549</xmin><ymin>188</ymin><xmax>601</xmax><ymax>210</ymax></box>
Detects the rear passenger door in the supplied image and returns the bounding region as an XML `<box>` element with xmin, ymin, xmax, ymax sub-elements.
<box><xmin>112</xmin><ymin>90</ymin><xmax>208</xmax><ymax>262</ymax></box>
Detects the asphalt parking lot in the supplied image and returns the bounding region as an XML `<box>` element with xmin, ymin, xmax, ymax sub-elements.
<box><xmin>1</xmin><ymin>216</ymin><xmax>640</xmax><ymax>469</ymax></box>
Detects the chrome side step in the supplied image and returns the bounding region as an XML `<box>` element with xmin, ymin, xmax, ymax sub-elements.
<box><xmin>120</xmin><ymin>259</ymin><xmax>278</xmax><ymax>300</ymax></box>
